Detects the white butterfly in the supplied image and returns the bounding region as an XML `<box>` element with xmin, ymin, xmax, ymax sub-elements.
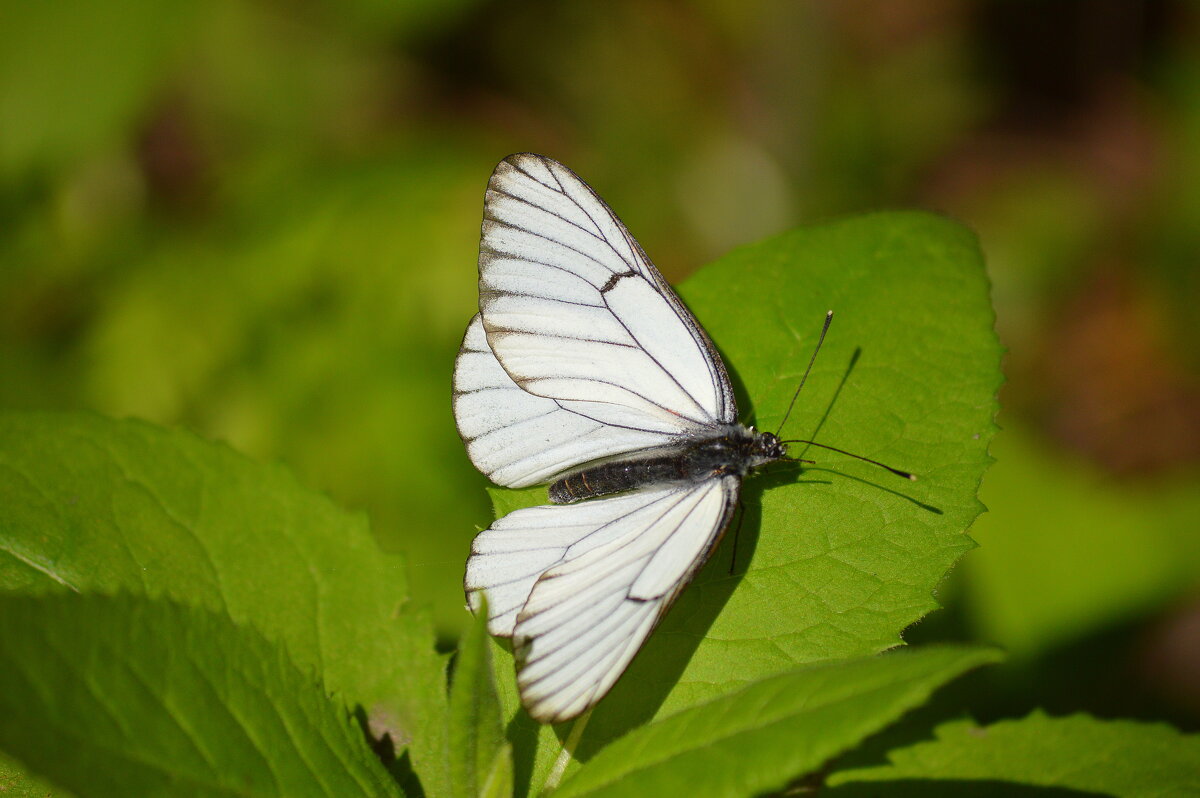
<box><xmin>453</xmin><ymin>153</ymin><xmax>907</xmax><ymax>724</ymax></box>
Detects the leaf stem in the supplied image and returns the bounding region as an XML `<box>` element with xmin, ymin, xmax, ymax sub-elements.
<box><xmin>539</xmin><ymin>708</ymin><xmax>592</xmax><ymax>796</ymax></box>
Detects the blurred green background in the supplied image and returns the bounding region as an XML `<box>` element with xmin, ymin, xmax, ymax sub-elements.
<box><xmin>2</xmin><ymin>0</ymin><xmax>1197</xmax><ymax>732</ymax></box>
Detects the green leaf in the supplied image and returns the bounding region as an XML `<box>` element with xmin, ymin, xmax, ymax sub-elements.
<box><xmin>449</xmin><ymin>599</ymin><xmax>510</xmax><ymax>798</ymax></box>
<box><xmin>826</xmin><ymin>711</ymin><xmax>1200</xmax><ymax>797</ymax></box>
<box><xmin>79</xmin><ymin>152</ymin><xmax>492</xmax><ymax>636</ymax></box>
<box><xmin>552</xmin><ymin>646</ymin><xmax>1000</xmax><ymax>798</ymax></box>
<box><xmin>0</xmin><ymin>593</ymin><xmax>401</xmax><ymax>798</ymax></box>
<box><xmin>0</xmin><ymin>753</ymin><xmax>71</xmax><ymax>798</ymax></box>
<box><xmin>0</xmin><ymin>412</ymin><xmax>450</xmax><ymax>797</ymax></box>
<box><xmin>479</xmin><ymin>744</ymin><xmax>515</xmax><ymax>798</ymax></box>
<box><xmin>486</xmin><ymin>212</ymin><xmax>1000</xmax><ymax>785</ymax></box>
<box><xmin>961</xmin><ymin>426</ymin><xmax>1200</xmax><ymax>656</ymax></box>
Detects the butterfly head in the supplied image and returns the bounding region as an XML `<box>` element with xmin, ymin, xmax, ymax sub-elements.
<box><xmin>749</xmin><ymin>430</ymin><xmax>788</xmax><ymax>466</ymax></box>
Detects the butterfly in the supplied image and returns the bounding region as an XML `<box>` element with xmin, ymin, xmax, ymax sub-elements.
<box><xmin>452</xmin><ymin>153</ymin><xmax>911</xmax><ymax>724</ymax></box>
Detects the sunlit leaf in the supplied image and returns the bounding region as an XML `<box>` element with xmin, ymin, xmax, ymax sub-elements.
<box><xmin>0</xmin><ymin>593</ymin><xmax>401</xmax><ymax>798</ymax></box>
<box><xmin>827</xmin><ymin>711</ymin><xmax>1200</xmax><ymax>797</ymax></box>
<box><xmin>555</xmin><ymin>647</ymin><xmax>1000</xmax><ymax>798</ymax></box>
<box><xmin>449</xmin><ymin>599</ymin><xmax>510</xmax><ymax>798</ymax></box>
<box><xmin>488</xmin><ymin>211</ymin><xmax>1000</xmax><ymax>786</ymax></box>
<box><xmin>0</xmin><ymin>412</ymin><xmax>449</xmax><ymax>797</ymax></box>
<box><xmin>0</xmin><ymin>753</ymin><xmax>70</xmax><ymax>798</ymax></box>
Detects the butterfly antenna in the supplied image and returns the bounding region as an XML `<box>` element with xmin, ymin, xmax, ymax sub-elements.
<box><xmin>775</xmin><ymin>310</ymin><xmax>834</xmax><ymax>437</ymax></box>
<box><xmin>781</xmin><ymin>439</ymin><xmax>917</xmax><ymax>481</ymax></box>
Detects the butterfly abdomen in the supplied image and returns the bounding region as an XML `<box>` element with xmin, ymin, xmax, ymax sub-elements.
<box><xmin>548</xmin><ymin>427</ymin><xmax>774</xmax><ymax>504</ymax></box>
<box><xmin>549</xmin><ymin>455</ymin><xmax>691</xmax><ymax>504</ymax></box>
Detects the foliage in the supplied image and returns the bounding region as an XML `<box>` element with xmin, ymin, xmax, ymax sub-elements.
<box><xmin>0</xmin><ymin>593</ymin><xmax>403</xmax><ymax>798</ymax></box>
<box><xmin>2</xmin><ymin>2</ymin><xmax>1198</xmax><ymax>794</ymax></box>
<box><xmin>551</xmin><ymin>647</ymin><xmax>1002</xmax><ymax>798</ymax></box>
<box><xmin>0</xmin><ymin>411</ymin><xmax>450</xmax><ymax>793</ymax></box>
<box><xmin>827</xmin><ymin>712</ymin><xmax>1200</xmax><ymax>797</ymax></box>
<box><xmin>1</xmin><ymin>212</ymin><xmax>1128</xmax><ymax>798</ymax></box>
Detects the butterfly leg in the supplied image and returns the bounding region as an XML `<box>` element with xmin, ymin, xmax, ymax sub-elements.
<box><xmin>727</xmin><ymin>499</ymin><xmax>747</xmax><ymax>576</ymax></box>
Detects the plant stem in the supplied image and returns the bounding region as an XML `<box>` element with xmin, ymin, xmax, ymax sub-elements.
<box><xmin>539</xmin><ymin>709</ymin><xmax>593</xmax><ymax>795</ymax></box>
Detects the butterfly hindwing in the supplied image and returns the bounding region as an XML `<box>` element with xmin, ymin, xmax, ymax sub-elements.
<box><xmin>464</xmin><ymin>478</ymin><xmax>739</xmax><ymax>723</ymax></box>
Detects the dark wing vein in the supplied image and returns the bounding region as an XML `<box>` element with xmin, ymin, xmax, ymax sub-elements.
<box><xmin>487</xmin><ymin>185</ymin><xmax>610</xmax><ymax>247</ymax></box>
<box><xmin>480</xmin><ymin>288</ymin><xmax>604</xmax><ymax>309</ymax></box>
<box><xmin>519</xmin><ymin>374</ymin><xmax>699</xmax><ymax>420</ymax></box>
<box><xmin>510</xmin><ymin>155</ymin><xmax>643</xmax><ymax>272</ymax></box>
<box><xmin>548</xmin><ymin>398</ymin><xmax>692</xmax><ymax>436</ymax></box>
<box><xmin>479</xmin><ymin>244</ymin><xmax>607</xmax><ymax>290</ymax></box>
<box><xmin>485</xmin><ymin>326</ymin><xmax>638</xmax><ymax>348</ymax></box>
<box><xmin>483</xmin><ymin>215</ymin><xmax>618</xmax><ymax>275</ymax></box>
<box><xmin>600</xmin><ymin>289</ymin><xmax>717</xmax><ymax>424</ymax></box>
<box><xmin>459</xmin><ymin>407</ymin><xmax>560</xmax><ymax>444</ymax></box>
<box><xmin>512</xmin><ymin>158</ymin><xmax>609</xmax><ymax>241</ymax></box>
<box><xmin>516</xmin><ymin>486</ymin><xmax>699</xmax><ymax>621</ymax></box>
<box><xmin>516</xmin><ymin>606</ymin><xmax>642</xmax><ymax>693</ymax></box>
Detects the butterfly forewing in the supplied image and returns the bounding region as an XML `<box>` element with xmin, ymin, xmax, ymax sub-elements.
<box><xmin>454</xmin><ymin>315</ymin><xmax>671</xmax><ymax>488</ymax></box>
<box><xmin>479</xmin><ymin>153</ymin><xmax>736</xmax><ymax>428</ymax></box>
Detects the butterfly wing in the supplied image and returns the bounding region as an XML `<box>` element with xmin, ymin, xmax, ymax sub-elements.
<box><xmin>465</xmin><ymin>477</ymin><xmax>740</xmax><ymax>723</ymax></box>
<box><xmin>454</xmin><ymin>315</ymin><xmax>679</xmax><ymax>488</ymax></box>
<box><xmin>455</xmin><ymin>153</ymin><xmax>735</xmax><ymax>476</ymax></box>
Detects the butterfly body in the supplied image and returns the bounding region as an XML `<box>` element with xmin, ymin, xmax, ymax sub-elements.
<box><xmin>549</xmin><ymin>427</ymin><xmax>786</xmax><ymax>504</ymax></box>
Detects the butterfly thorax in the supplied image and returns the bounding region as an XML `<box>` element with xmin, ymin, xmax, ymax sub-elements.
<box><xmin>548</xmin><ymin>425</ymin><xmax>787</xmax><ymax>505</ymax></box>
